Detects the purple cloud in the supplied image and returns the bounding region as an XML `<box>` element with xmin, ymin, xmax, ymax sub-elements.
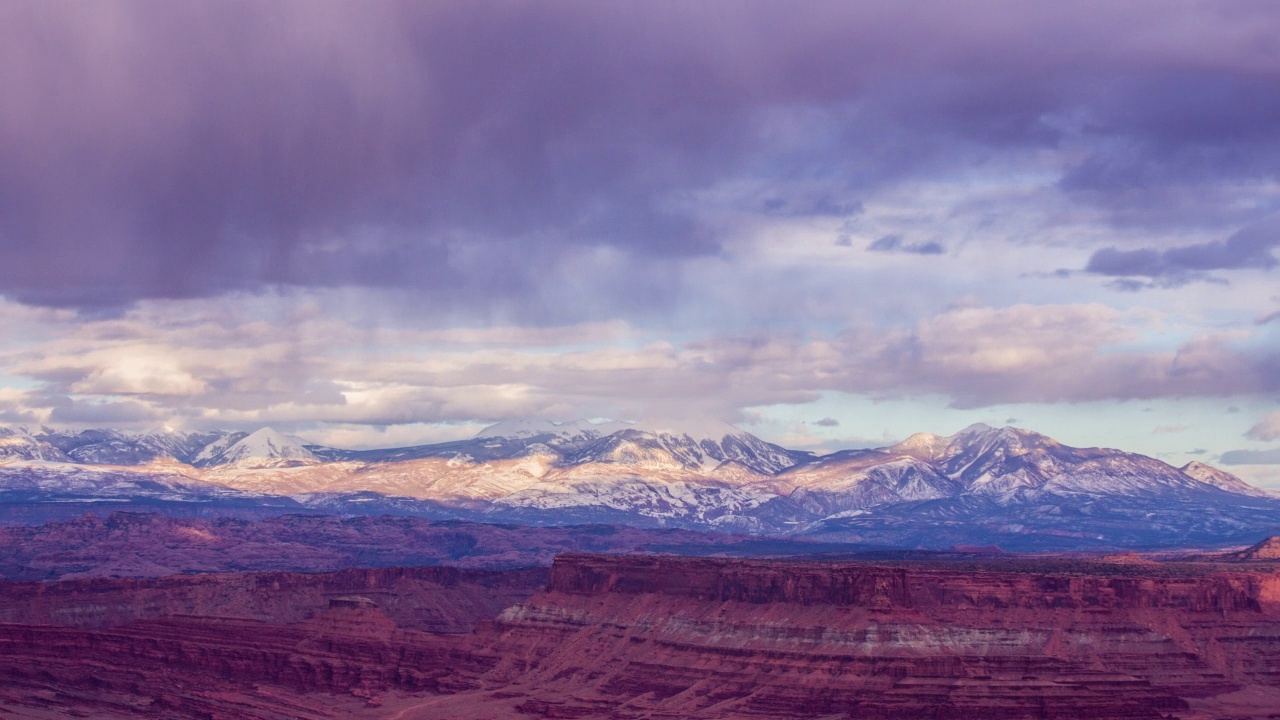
<box><xmin>1</xmin><ymin>1</ymin><xmax>1279</xmax><ymax>315</ymax></box>
<box><xmin>867</xmin><ymin>234</ymin><xmax>946</xmax><ymax>255</ymax></box>
<box><xmin>1221</xmin><ymin>448</ymin><xmax>1280</xmax><ymax>465</ymax></box>
<box><xmin>1084</xmin><ymin>218</ymin><xmax>1280</xmax><ymax>284</ymax></box>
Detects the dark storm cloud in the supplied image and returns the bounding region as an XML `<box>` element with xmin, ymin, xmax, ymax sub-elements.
<box><xmin>4</xmin><ymin>1</ymin><xmax>1280</xmax><ymax>312</ymax></box>
<box><xmin>866</xmin><ymin>235</ymin><xmax>946</xmax><ymax>255</ymax></box>
<box><xmin>1084</xmin><ymin>218</ymin><xmax>1280</xmax><ymax>283</ymax></box>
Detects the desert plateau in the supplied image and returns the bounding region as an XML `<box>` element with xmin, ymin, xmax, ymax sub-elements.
<box><xmin>2</xmin><ymin>540</ymin><xmax>1280</xmax><ymax>718</ymax></box>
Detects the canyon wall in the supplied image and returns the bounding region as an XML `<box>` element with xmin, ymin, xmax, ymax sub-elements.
<box><xmin>2</xmin><ymin>554</ymin><xmax>1280</xmax><ymax>718</ymax></box>
<box><xmin>466</xmin><ymin>555</ymin><xmax>1280</xmax><ymax>718</ymax></box>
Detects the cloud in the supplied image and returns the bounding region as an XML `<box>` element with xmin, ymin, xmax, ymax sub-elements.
<box><xmin>813</xmin><ymin>417</ymin><xmax>840</xmax><ymax>427</ymax></box>
<box><xmin>0</xmin><ymin>294</ymin><xmax>1264</xmax><ymax>427</ymax></box>
<box><xmin>1083</xmin><ymin>218</ymin><xmax>1280</xmax><ymax>283</ymax></box>
<box><xmin>1247</xmin><ymin>412</ymin><xmax>1280</xmax><ymax>441</ymax></box>
<box><xmin>46</xmin><ymin>398</ymin><xmax>163</xmax><ymax>425</ymax></box>
<box><xmin>3</xmin><ymin>1</ymin><xmax>1280</xmax><ymax>315</ymax></box>
<box><xmin>1220</xmin><ymin>448</ymin><xmax>1280</xmax><ymax>465</ymax></box>
<box><xmin>866</xmin><ymin>235</ymin><xmax>946</xmax><ymax>255</ymax></box>
<box><xmin>6</xmin><ymin>298</ymin><xmax>1274</xmax><ymax>433</ymax></box>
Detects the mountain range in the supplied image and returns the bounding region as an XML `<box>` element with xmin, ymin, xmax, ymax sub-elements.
<box><xmin>1</xmin><ymin>420</ymin><xmax>1277</xmax><ymax>550</ymax></box>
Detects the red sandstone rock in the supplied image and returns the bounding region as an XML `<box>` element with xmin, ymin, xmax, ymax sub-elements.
<box><xmin>458</xmin><ymin>554</ymin><xmax>1280</xmax><ymax>718</ymax></box>
<box><xmin>1233</xmin><ymin>535</ymin><xmax>1280</xmax><ymax>560</ymax></box>
<box><xmin>2</xmin><ymin>554</ymin><xmax>1280</xmax><ymax>718</ymax></box>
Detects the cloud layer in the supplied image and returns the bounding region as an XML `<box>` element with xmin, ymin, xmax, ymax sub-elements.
<box><xmin>0</xmin><ymin>2</ymin><xmax>1277</xmax><ymax>468</ymax></box>
<box><xmin>3</xmin><ymin>1</ymin><xmax>1280</xmax><ymax>314</ymax></box>
<box><xmin>1085</xmin><ymin>218</ymin><xmax>1280</xmax><ymax>286</ymax></box>
<box><xmin>1</xmin><ymin>298</ymin><xmax>1274</xmax><ymax>435</ymax></box>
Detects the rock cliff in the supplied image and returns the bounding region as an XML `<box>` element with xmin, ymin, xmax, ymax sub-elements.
<box><xmin>2</xmin><ymin>554</ymin><xmax>1280</xmax><ymax>718</ymax></box>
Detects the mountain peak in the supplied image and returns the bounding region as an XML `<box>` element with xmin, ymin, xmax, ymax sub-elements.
<box><xmin>953</xmin><ymin>422</ymin><xmax>996</xmax><ymax>437</ymax></box>
<box><xmin>1180</xmin><ymin>460</ymin><xmax>1271</xmax><ymax>497</ymax></box>
<box><xmin>206</xmin><ymin>427</ymin><xmax>317</xmax><ymax>468</ymax></box>
<box><xmin>888</xmin><ymin>432</ymin><xmax>948</xmax><ymax>462</ymax></box>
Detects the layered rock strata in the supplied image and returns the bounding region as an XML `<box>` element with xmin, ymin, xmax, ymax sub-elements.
<box><xmin>1</xmin><ymin>555</ymin><xmax>1280</xmax><ymax>718</ymax></box>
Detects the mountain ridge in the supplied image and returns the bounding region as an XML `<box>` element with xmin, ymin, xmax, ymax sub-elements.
<box><xmin>1</xmin><ymin>420</ymin><xmax>1275</xmax><ymax>550</ymax></box>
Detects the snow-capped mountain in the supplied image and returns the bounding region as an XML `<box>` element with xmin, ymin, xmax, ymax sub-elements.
<box><xmin>563</xmin><ymin>419</ymin><xmax>806</xmax><ymax>476</ymax></box>
<box><xmin>863</xmin><ymin>423</ymin><xmax>1214</xmax><ymax>501</ymax></box>
<box><xmin>193</xmin><ymin>428</ymin><xmax>319</xmax><ymax>468</ymax></box>
<box><xmin>780</xmin><ymin>453</ymin><xmax>964</xmax><ymax>517</ymax></box>
<box><xmin>0</xmin><ymin>428</ymin><xmax>70</xmax><ymax>463</ymax></box>
<box><xmin>37</xmin><ymin>428</ymin><xmax>225</xmax><ymax>466</ymax></box>
<box><xmin>0</xmin><ymin>420</ymin><xmax>1276</xmax><ymax>549</ymax></box>
<box><xmin>1180</xmin><ymin>460</ymin><xmax>1274</xmax><ymax>498</ymax></box>
<box><xmin>15</xmin><ymin>427</ymin><xmax>230</xmax><ymax>466</ymax></box>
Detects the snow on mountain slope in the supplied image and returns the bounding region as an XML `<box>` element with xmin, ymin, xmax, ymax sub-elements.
<box><xmin>2</xmin><ymin>421</ymin><xmax>1276</xmax><ymax>549</ymax></box>
<box><xmin>37</xmin><ymin>429</ymin><xmax>226</xmax><ymax>466</ymax></box>
<box><xmin>191</xmin><ymin>432</ymin><xmax>249</xmax><ymax>466</ymax></box>
<box><xmin>1181</xmin><ymin>461</ymin><xmax>1275</xmax><ymax>497</ymax></box>
<box><xmin>0</xmin><ymin>458</ymin><xmax>272</xmax><ymax>500</ymax></box>
<box><xmin>204</xmin><ymin>453</ymin><xmax>560</xmax><ymax>500</ymax></box>
<box><xmin>197</xmin><ymin>428</ymin><xmax>319</xmax><ymax>468</ymax></box>
<box><xmin>0</xmin><ymin>429</ymin><xmax>70</xmax><ymax>463</ymax></box>
<box><xmin>566</xmin><ymin>421</ymin><xmax>804</xmax><ymax>476</ymax></box>
<box><xmin>778</xmin><ymin>453</ymin><xmax>964</xmax><ymax>516</ymax></box>
<box><xmin>492</xmin><ymin>477</ymin><xmax>774</xmax><ymax>530</ymax></box>
<box><xmin>884</xmin><ymin>423</ymin><xmax>1201</xmax><ymax>500</ymax></box>
<box><xmin>770</xmin><ymin>423</ymin><xmax>1272</xmax><ymax>511</ymax></box>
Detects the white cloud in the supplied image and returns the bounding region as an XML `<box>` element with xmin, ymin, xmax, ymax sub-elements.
<box><xmin>0</xmin><ymin>296</ymin><xmax>1272</xmax><ymax>437</ymax></box>
<box><xmin>1247</xmin><ymin>412</ymin><xmax>1280</xmax><ymax>442</ymax></box>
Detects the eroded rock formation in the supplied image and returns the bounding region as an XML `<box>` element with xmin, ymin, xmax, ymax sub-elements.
<box><xmin>2</xmin><ymin>554</ymin><xmax>1280</xmax><ymax>718</ymax></box>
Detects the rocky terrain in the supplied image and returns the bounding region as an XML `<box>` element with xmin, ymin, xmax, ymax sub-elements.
<box><xmin>0</xmin><ymin>512</ymin><xmax>779</xmax><ymax>581</ymax></box>
<box><xmin>1230</xmin><ymin>535</ymin><xmax>1280</xmax><ymax>561</ymax></box>
<box><xmin>2</xmin><ymin>553</ymin><xmax>1280</xmax><ymax>718</ymax></box>
<box><xmin>0</xmin><ymin>565</ymin><xmax>546</xmax><ymax>633</ymax></box>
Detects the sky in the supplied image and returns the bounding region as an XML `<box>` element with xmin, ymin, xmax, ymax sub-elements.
<box><xmin>0</xmin><ymin>1</ymin><xmax>1278</xmax><ymax>485</ymax></box>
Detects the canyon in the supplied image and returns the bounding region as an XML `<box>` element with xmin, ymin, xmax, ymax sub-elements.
<box><xmin>2</xmin><ymin>552</ymin><xmax>1280</xmax><ymax>718</ymax></box>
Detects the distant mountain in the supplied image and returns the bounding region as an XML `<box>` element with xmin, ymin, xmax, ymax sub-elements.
<box><xmin>31</xmin><ymin>427</ymin><xmax>230</xmax><ymax>466</ymax></box>
<box><xmin>561</xmin><ymin>419</ymin><xmax>806</xmax><ymax>475</ymax></box>
<box><xmin>0</xmin><ymin>428</ymin><xmax>70</xmax><ymax>462</ymax></box>
<box><xmin>1180</xmin><ymin>460</ymin><xmax>1273</xmax><ymax>498</ymax></box>
<box><xmin>193</xmin><ymin>427</ymin><xmax>318</xmax><ymax>468</ymax></box>
<box><xmin>0</xmin><ymin>420</ymin><xmax>1276</xmax><ymax>549</ymax></box>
